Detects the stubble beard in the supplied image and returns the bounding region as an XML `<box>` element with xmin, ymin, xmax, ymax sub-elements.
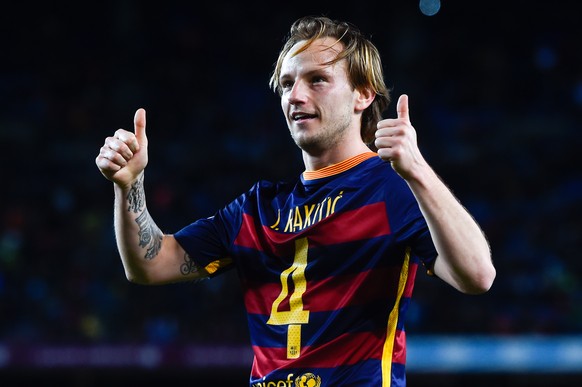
<box><xmin>291</xmin><ymin>111</ymin><xmax>352</xmax><ymax>155</ymax></box>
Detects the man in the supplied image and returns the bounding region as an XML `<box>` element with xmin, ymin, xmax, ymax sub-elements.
<box><xmin>96</xmin><ymin>15</ymin><xmax>495</xmax><ymax>387</ymax></box>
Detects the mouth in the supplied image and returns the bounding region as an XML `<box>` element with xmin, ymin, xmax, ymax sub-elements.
<box><xmin>291</xmin><ymin>111</ymin><xmax>317</xmax><ymax>123</ymax></box>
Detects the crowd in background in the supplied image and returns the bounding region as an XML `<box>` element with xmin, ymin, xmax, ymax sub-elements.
<box><xmin>1</xmin><ymin>1</ymin><xmax>581</xmax><ymax>349</ymax></box>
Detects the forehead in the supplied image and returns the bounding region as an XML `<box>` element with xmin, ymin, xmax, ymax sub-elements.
<box><xmin>280</xmin><ymin>37</ymin><xmax>345</xmax><ymax>76</ymax></box>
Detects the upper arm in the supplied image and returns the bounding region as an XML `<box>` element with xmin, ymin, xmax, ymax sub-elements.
<box><xmin>128</xmin><ymin>234</ymin><xmax>210</xmax><ymax>285</ymax></box>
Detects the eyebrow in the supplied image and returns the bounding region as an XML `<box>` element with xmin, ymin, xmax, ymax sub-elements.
<box><xmin>279</xmin><ymin>65</ymin><xmax>334</xmax><ymax>83</ymax></box>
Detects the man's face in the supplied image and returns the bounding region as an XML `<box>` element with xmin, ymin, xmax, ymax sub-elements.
<box><xmin>278</xmin><ymin>37</ymin><xmax>360</xmax><ymax>154</ymax></box>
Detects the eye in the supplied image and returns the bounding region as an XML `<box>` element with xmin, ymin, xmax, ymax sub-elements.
<box><xmin>312</xmin><ymin>76</ymin><xmax>325</xmax><ymax>84</ymax></box>
<box><xmin>280</xmin><ymin>79</ymin><xmax>293</xmax><ymax>90</ymax></box>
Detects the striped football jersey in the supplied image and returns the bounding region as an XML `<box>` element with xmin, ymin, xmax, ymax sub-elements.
<box><xmin>174</xmin><ymin>152</ymin><xmax>437</xmax><ymax>386</ymax></box>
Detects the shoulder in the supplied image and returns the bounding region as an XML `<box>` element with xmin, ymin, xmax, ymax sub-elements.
<box><xmin>229</xmin><ymin>178</ymin><xmax>299</xmax><ymax>210</ymax></box>
<box><xmin>360</xmin><ymin>157</ymin><xmax>419</xmax><ymax>205</ymax></box>
<box><xmin>358</xmin><ymin>156</ymin><xmax>408</xmax><ymax>186</ymax></box>
<box><xmin>251</xmin><ymin>178</ymin><xmax>298</xmax><ymax>196</ymax></box>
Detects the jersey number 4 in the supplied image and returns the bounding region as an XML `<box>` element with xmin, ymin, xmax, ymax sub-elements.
<box><xmin>267</xmin><ymin>237</ymin><xmax>310</xmax><ymax>359</ymax></box>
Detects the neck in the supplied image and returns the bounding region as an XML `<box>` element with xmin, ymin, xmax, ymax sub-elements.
<box><xmin>302</xmin><ymin>140</ymin><xmax>372</xmax><ymax>171</ymax></box>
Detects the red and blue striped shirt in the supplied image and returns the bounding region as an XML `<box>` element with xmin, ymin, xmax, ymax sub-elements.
<box><xmin>174</xmin><ymin>152</ymin><xmax>437</xmax><ymax>386</ymax></box>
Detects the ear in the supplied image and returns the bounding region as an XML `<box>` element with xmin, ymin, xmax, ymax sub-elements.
<box><xmin>354</xmin><ymin>86</ymin><xmax>376</xmax><ymax>113</ymax></box>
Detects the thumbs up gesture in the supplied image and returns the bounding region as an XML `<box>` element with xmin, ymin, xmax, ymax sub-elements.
<box><xmin>375</xmin><ymin>94</ymin><xmax>426</xmax><ymax>180</ymax></box>
<box><xmin>95</xmin><ymin>108</ymin><xmax>149</xmax><ymax>188</ymax></box>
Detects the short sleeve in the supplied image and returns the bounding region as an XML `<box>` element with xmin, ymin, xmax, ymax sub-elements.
<box><xmin>173</xmin><ymin>190</ymin><xmax>249</xmax><ymax>277</ymax></box>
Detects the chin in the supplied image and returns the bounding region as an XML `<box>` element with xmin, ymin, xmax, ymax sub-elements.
<box><xmin>294</xmin><ymin>137</ymin><xmax>330</xmax><ymax>155</ymax></box>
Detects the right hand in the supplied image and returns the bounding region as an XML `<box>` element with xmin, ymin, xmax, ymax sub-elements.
<box><xmin>95</xmin><ymin>108</ymin><xmax>148</xmax><ymax>188</ymax></box>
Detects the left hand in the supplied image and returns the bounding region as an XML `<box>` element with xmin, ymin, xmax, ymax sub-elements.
<box><xmin>374</xmin><ymin>94</ymin><xmax>427</xmax><ymax>180</ymax></box>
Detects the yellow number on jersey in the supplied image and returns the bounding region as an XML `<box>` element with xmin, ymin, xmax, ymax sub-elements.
<box><xmin>267</xmin><ymin>237</ymin><xmax>310</xmax><ymax>358</ymax></box>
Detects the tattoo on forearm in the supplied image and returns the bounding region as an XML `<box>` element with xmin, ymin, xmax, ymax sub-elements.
<box><xmin>125</xmin><ymin>174</ymin><xmax>160</xmax><ymax>260</ymax></box>
<box><xmin>127</xmin><ymin>174</ymin><xmax>145</xmax><ymax>213</ymax></box>
<box><xmin>135</xmin><ymin>209</ymin><xmax>163</xmax><ymax>260</ymax></box>
<box><xmin>180</xmin><ymin>253</ymin><xmax>201</xmax><ymax>276</ymax></box>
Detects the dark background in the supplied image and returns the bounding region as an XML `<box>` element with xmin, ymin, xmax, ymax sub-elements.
<box><xmin>1</xmin><ymin>0</ymin><xmax>581</xmax><ymax>385</ymax></box>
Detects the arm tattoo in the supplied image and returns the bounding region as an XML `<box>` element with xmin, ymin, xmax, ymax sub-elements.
<box><xmin>135</xmin><ymin>207</ymin><xmax>163</xmax><ymax>260</ymax></box>
<box><xmin>127</xmin><ymin>174</ymin><xmax>145</xmax><ymax>213</ymax></box>
<box><xmin>180</xmin><ymin>253</ymin><xmax>201</xmax><ymax>276</ymax></box>
<box><xmin>125</xmin><ymin>174</ymin><xmax>162</xmax><ymax>260</ymax></box>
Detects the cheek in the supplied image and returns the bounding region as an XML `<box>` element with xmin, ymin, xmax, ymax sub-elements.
<box><xmin>280</xmin><ymin>99</ymin><xmax>292</xmax><ymax>125</ymax></box>
<box><xmin>280</xmin><ymin>97</ymin><xmax>289</xmax><ymax>114</ymax></box>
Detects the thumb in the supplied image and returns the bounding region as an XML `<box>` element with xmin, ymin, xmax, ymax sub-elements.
<box><xmin>397</xmin><ymin>94</ymin><xmax>409</xmax><ymax>121</ymax></box>
<box><xmin>134</xmin><ymin>108</ymin><xmax>147</xmax><ymax>143</ymax></box>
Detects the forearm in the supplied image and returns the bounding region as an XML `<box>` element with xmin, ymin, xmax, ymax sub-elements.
<box><xmin>407</xmin><ymin>165</ymin><xmax>495</xmax><ymax>294</ymax></box>
<box><xmin>113</xmin><ymin>172</ymin><xmax>164</xmax><ymax>283</ymax></box>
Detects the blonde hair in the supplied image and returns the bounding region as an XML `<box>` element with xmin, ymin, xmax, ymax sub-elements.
<box><xmin>269</xmin><ymin>16</ymin><xmax>390</xmax><ymax>146</ymax></box>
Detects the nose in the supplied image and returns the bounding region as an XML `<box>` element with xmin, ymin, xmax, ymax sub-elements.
<box><xmin>287</xmin><ymin>80</ymin><xmax>308</xmax><ymax>105</ymax></box>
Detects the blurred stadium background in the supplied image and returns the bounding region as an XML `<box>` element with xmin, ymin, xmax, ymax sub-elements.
<box><xmin>1</xmin><ymin>0</ymin><xmax>581</xmax><ymax>385</ymax></box>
